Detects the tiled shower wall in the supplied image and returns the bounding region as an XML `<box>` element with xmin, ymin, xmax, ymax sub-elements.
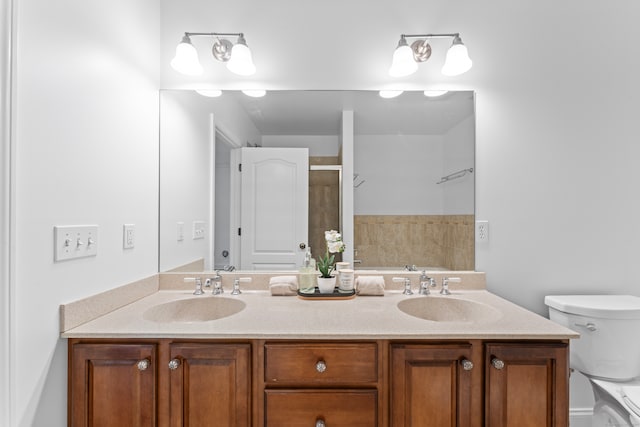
<box><xmin>354</xmin><ymin>215</ymin><xmax>475</xmax><ymax>270</ymax></box>
<box><xmin>309</xmin><ymin>157</ymin><xmax>341</xmax><ymax>261</ymax></box>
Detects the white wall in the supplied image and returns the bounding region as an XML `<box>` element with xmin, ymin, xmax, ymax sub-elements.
<box><xmin>13</xmin><ymin>1</ymin><xmax>160</xmax><ymax>426</ymax></box>
<box><xmin>261</xmin><ymin>135</ymin><xmax>339</xmax><ymax>156</ymax></box>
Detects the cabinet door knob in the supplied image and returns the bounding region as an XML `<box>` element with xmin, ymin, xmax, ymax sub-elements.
<box><xmin>315</xmin><ymin>360</ymin><xmax>327</xmax><ymax>373</ymax></box>
<box><xmin>491</xmin><ymin>357</ymin><xmax>505</xmax><ymax>370</ymax></box>
<box><xmin>168</xmin><ymin>358</ymin><xmax>181</xmax><ymax>370</ymax></box>
<box><xmin>136</xmin><ymin>359</ymin><xmax>150</xmax><ymax>371</ymax></box>
<box><xmin>461</xmin><ymin>359</ymin><xmax>474</xmax><ymax>371</ymax></box>
<box><xmin>315</xmin><ymin>419</ymin><xmax>326</xmax><ymax>427</ymax></box>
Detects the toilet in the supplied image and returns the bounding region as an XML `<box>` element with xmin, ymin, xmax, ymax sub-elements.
<box><xmin>545</xmin><ymin>295</ymin><xmax>640</xmax><ymax>427</ymax></box>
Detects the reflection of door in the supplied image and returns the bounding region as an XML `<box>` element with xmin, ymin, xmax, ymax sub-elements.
<box><xmin>237</xmin><ymin>147</ymin><xmax>308</xmax><ymax>270</ymax></box>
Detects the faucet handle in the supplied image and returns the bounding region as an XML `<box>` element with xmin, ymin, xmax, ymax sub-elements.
<box><xmin>185</xmin><ymin>277</ymin><xmax>204</xmax><ymax>295</ymax></box>
<box><xmin>393</xmin><ymin>277</ymin><xmax>413</xmax><ymax>295</ymax></box>
<box><xmin>441</xmin><ymin>277</ymin><xmax>461</xmax><ymax>295</ymax></box>
<box><xmin>231</xmin><ymin>277</ymin><xmax>251</xmax><ymax>295</ymax></box>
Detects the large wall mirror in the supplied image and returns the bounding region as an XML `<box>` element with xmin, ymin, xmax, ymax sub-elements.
<box><xmin>159</xmin><ymin>90</ymin><xmax>475</xmax><ymax>273</ymax></box>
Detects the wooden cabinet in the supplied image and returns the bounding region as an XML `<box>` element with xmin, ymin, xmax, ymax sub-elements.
<box><xmin>390</xmin><ymin>343</ymin><xmax>477</xmax><ymax>427</ymax></box>
<box><xmin>485</xmin><ymin>343</ymin><xmax>569</xmax><ymax>427</ymax></box>
<box><xmin>69</xmin><ymin>343</ymin><xmax>157</xmax><ymax>427</ymax></box>
<box><xmin>262</xmin><ymin>342</ymin><xmax>380</xmax><ymax>426</ymax></box>
<box><xmin>69</xmin><ymin>339</ymin><xmax>568</xmax><ymax>427</ymax></box>
<box><xmin>169</xmin><ymin>343</ymin><xmax>251</xmax><ymax>427</ymax></box>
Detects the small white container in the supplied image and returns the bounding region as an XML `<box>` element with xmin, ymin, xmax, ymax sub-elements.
<box><xmin>338</xmin><ymin>269</ymin><xmax>355</xmax><ymax>293</ymax></box>
<box><xmin>335</xmin><ymin>262</ymin><xmax>350</xmax><ymax>271</ymax></box>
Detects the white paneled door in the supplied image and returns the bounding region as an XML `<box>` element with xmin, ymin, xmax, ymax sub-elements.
<box><xmin>237</xmin><ymin>147</ymin><xmax>309</xmax><ymax>270</ymax></box>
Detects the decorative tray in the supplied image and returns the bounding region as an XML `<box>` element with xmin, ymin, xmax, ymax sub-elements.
<box><xmin>297</xmin><ymin>288</ymin><xmax>356</xmax><ymax>300</ymax></box>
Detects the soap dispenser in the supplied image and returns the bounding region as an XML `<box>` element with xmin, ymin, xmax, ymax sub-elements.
<box><xmin>298</xmin><ymin>246</ymin><xmax>316</xmax><ymax>294</ymax></box>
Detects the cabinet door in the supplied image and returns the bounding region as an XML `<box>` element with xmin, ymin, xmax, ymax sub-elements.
<box><xmin>69</xmin><ymin>343</ymin><xmax>156</xmax><ymax>427</ymax></box>
<box><xmin>168</xmin><ymin>343</ymin><xmax>251</xmax><ymax>427</ymax></box>
<box><xmin>391</xmin><ymin>343</ymin><xmax>475</xmax><ymax>427</ymax></box>
<box><xmin>485</xmin><ymin>343</ymin><xmax>569</xmax><ymax>427</ymax></box>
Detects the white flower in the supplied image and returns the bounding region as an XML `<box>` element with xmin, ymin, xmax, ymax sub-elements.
<box><xmin>324</xmin><ymin>230</ymin><xmax>341</xmax><ymax>242</ymax></box>
<box><xmin>327</xmin><ymin>240</ymin><xmax>345</xmax><ymax>254</ymax></box>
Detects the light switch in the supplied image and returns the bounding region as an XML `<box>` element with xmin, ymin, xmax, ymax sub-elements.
<box><xmin>54</xmin><ymin>225</ymin><xmax>98</xmax><ymax>262</ymax></box>
<box><xmin>177</xmin><ymin>222</ymin><xmax>184</xmax><ymax>242</ymax></box>
<box><xmin>192</xmin><ymin>221</ymin><xmax>205</xmax><ymax>240</ymax></box>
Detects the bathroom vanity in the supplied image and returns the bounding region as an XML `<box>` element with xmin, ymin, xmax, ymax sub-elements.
<box><xmin>62</xmin><ymin>274</ymin><xmax>576</xmax><ymax>427</ymax></box>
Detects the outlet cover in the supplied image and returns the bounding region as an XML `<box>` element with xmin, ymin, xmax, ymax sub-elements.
<box><xmin>123</xmin><ymin>224</ymin><xmax>135</xmax><ymax>249</ymax></box>
<box><xmin>177</xmin><ymin>222</ymin><xmax>184</xmax><ymax>242</ymax></box>
<box><xmin>476</xmin><ymin>220</ymin><xmax>489</xmax><ymax>243</ymax></box>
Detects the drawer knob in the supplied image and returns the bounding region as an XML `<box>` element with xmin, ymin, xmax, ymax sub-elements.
<box><xmin>461</xmin><ymin>359</ymin><xmax>474</xmax><ymax>371</ymax></box>
<box><xmin>315</xmin><ymin>419</ymin><xmax>326</xmax><ymax>427</ymax></box>
<box><xmin>136</xmin><ymin>359</ymin><xmax>150</xmax><ymax>371</ymax></box>
<box><xmin>491</xmin><ymin>357</ymin><xmax>505</xmax><ymax>370</ymax></box>
<box><xmin>168</xmin><ymin>358</ymin><xmax>181</xmax><ymax>370</ymax></box>
<box><xmin>315</xmin><ymin>360</ymin><xmax>327</xmax><ymax>373</ymax></box>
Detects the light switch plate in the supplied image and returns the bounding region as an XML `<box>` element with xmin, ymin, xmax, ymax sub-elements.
<box><xmin>192</xmin><ymin>221</ymin><xmax>205</xmax><ymax>240</ymax></box>
<box><xmin>177</xmin><ymin>222</ymin><xmax>184</xmax><ymax>242</ymax></box>
<box><xmin>54</xmin><ymin>225</ymin><xmax>98</xmax><ymax>262</ymax></box>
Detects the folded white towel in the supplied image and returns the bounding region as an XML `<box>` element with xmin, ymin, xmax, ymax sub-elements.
<box><xmin>269</xmin><ymin>275</ymin><xmax>299</xmax><ymax>296</ymax></box>
<box><xmin>356</xmin><ymin>276</ymin><xmax>385</xmax><ymax>296</ymax></box>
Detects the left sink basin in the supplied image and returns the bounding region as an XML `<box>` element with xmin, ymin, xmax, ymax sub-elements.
<box><xmin>143</xmin><ymin>297</ymin><xmax>246</xmax><ymax>323</ymax></box>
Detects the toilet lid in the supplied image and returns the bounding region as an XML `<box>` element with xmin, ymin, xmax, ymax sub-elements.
<box><xmin>622</xmin><ymin>386</ymin><xmax>640</xmax><ymax>418</ymax></box>
<box><xmin>545</xmin><ymin>295</ymin><xmax>640</xmax><ymax>319</ymax></box>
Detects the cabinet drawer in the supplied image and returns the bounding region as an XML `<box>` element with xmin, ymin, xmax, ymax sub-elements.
<box><xmin>264</xmin><ymin>343</ymin><xmax>378</xmax><ymax>384</ymax></box>
<box><xmin>265</xmin><ymin>390</ymin><xmax>377</xmax><ymax>426</ymax></box>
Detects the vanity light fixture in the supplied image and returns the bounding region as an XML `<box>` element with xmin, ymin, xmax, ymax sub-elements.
<box><xmin>423</xmin><ymin>90</ymin><xmax>449</xmax><ymax>97</ymax></box>
<box><xmin>389</xmin><ymin>33</ymin><xmax>472</xmax><ymax>78</ymax></box>
<box><xmin>171</xmin><ymin>32</ymin><xmax>256</xmax><ymax>76</ymax></box>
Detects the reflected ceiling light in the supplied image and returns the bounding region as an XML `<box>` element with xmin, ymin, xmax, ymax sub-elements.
<box><xmin>195</xmin><ymin>89</ymin><xmax>223</xmax><ymax>97</ymax></box>
<box><xmin>379</xmin><ymin>90</ymin><xmax>404</xmax><ymax>99</ymax></box>
<box><xmin>171</xmin><ymin>32</ymin><xmax>256</xmax><ymax>76</ymax></box>
<box><xmin>423</xmin><ymin>90</ymin><xmax>449</xmax><ymax>97</ymax></box>
<box><xmin>242</xmin><ymin>89</ymin><xmax>266</xmax><ymax>98</ymax></box>
<box><xmin>389</xmin><ymin>33</ymin><xmax>472</xmax><ymax>78</ymax></box>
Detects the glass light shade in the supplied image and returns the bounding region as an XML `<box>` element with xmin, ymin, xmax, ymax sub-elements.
<box><xmin>389</xmin><ymin>43</ymin><xmax>418</xmax><ymax>77</ymax></box>
<box><xmin>423</xmin><ymin>90</ymin><xmax>449</xmax><ymax>97</ymax></box>
<box><xmin>379</xmin><ymin>90</ymin><xmax>404</xmax><ymax>99</ymax></box>
<box><xmin>242</xmin><ymin>89</ymin><xmax>266</xmax><ymax>98</ymax></box>
<box><xmin>441</xmin><ymin>43</ymin><xmax>472</xmax><ymax>76</ymax></box>
<box><xmin>170</xmin><ymin>38</ymin><xmax>203</xmax><ymax>76</ymax></box>
<box><xmin>195</xmin><ymin>89</ymin><xmax>223</xmax><ymax>97</ymax></box>
<box><xmin>226</xmin><ymin>43</ymin><xmax>256</xmax><ymax>76</ymax></box>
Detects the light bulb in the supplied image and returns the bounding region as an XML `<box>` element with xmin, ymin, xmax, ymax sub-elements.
<box><xmin>389</xmin><ymin>38</ymin><xmax>418</xmax><ymax>77</ymax></box>
<box><xmin>379</xmin><ymin>90</ymin><xmax>404</xmax><ymax>99</ymax></box>
<box><xmin>226</xmin><ymin>36</ymin><xmax>256</xmax><ymax>76</ymax></box>
<box><xmin>441</xmin><ymin>37</ymin><xmax>472</xmax><ymax>76</ymax></box>
<box><xmin>242</xmin><ymin>90</ymin><xmax>266</xmax><ymax>98</ymax></box>
<box><xmin>170</xmin><ymin>35</ymin><xmax>203</xmax><ymax>76</ymax></box>
<box><xmin>423</xmin><ymin>90</ymin><xmax>449</xmax><ymax>97</ymax></box>
<box><xmin>195</xmin><ymin>89</ymin><xmax>223</xmax><ymax>97</ymax></box>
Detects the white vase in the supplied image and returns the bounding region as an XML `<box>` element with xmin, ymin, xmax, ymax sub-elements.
<box><xmin>317</xmin><ymin>276</ymin><xmax>336</xmax><ymax>294</ymax></box>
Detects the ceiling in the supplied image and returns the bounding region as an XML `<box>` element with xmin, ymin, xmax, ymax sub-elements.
<box><xmin>226</xmin><ymin>90</ymin><xmax>474</xmax><ymax>136</ymax></box>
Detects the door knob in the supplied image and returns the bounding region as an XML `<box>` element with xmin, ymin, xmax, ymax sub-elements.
<box><xmin>299</xmin><ymin>243</ymin><xmax>306</xmax><ymax>249</ymax></box>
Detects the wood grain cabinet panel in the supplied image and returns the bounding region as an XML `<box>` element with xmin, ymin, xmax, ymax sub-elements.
<box><xmin>390</xmin><ymin>343</ymin><xmax>475</xmax><ymax>427</ymax></box>
<box><xmin>169</xmin><ymin>343</ymin><xmax>251</xmax><ymax>427</ymax></box>
<box><xmin>69</xmin><ymin>343</ymin><xmax>157</xmax><ymax>427</ymax></box>
<box><xmin>485</xmin><ymin>343</ymin><xmax>569</xmax><ymax>427</ymax></box>
<box><xmin>265</xmin><ymin>389</ymin><xmax>378</xmax><ymax>427</ymax></box>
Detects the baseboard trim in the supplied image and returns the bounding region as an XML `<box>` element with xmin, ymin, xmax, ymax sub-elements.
<box><xmin>570</xmin><ymin>407</ymin><xmax>593</xmax><ymax>427</ymax></box>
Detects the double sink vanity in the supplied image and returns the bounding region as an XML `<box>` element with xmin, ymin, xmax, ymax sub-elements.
<box><xmin>61</xmin><ymin>271</ymin><xmax>577</xmax><ymax>427</ymax></box>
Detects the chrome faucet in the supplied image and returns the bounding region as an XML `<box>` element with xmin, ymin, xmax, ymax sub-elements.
<box><xmin>393</xmin><ymin>277</ymin><xmax>413</xmax><ymax>295</ymax></box>
<box><xmin>419</xmin><ymin>271</ymin><xmax>436</xmax><ymax>295</ymax></box>
<box><xmin>231</xmin><ymin>277</ymin><xmax>252</xmax><ymax>295</ymax></box>
<box><xmin>211</xmin><ymin>270</ymin><xmax>223</xmax><ymax>295</ymax></box>
<box><xmin>440</xmin><ymin>277</ymin><xmax>461</xmax><ymax>295</ymax></box>
<box><xmin>405</xmin><ymin>264</ymin><xmax>418</xmax><ymax>271</ymax></box>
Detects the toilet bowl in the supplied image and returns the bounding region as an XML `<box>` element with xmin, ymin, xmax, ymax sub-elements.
<box><xmin>545</xmin><ymin>295</ymin><xmax>640</xmax><ymax>427</ymax></box>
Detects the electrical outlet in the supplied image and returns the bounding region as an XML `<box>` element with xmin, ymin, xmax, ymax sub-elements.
<box><xmin>123</xmin><ymin>224</ymin><xmax>135</xmax><ymax>249</ymax></box>
<box><xmin>476</xmin><ymin>220</ymin><xmax>489</xmax><ymax>243</ymax></box>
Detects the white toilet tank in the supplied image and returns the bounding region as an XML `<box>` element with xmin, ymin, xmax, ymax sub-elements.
<box><xmin>545</xmin><ymin>295</ymin><xmax>640</xmax><ymax>381</ymax></box>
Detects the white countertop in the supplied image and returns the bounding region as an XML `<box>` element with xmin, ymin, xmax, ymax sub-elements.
<box><xmin>61</xmin><ymin>289</ymin><xmax>578</xmax><ymax>340</ymax></box>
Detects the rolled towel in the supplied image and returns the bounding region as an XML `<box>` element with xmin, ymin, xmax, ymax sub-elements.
<box><xmin>356</xmin><ymin>276</ymin><xmax>385</xmax><ymax>296</ymax></box>
<box><xmin>269</xmin><ymin>275</ymin><xmax>299</xmax><ymax>296</ymax></box>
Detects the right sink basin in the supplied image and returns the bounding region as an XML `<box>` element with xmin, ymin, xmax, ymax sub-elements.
<box><xmin>397</xmin><ymin>296</ymin><xmax>503</xmax><ymax>323</ymax></box>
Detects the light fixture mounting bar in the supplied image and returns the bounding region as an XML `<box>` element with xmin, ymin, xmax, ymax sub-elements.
<box><xmin>183</xmin><ymin>32</ymin><xmax>244</xmax><ymax>38</ymax></box>
<box><xmin>401</xmin><ymin>33</ymin><xmax>460</xmax><ymax>40</ymax></box>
